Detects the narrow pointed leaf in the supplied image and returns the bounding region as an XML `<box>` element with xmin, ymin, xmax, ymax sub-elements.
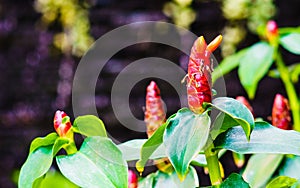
<box><xmin>280</xmin><ymin>33</ymin><xmax>300</xmax><ymax>55</ymax></box>
<box><xmin>57</xmin><ymin>137</ymin><xmax>127</xmax><ymax>188</ymax></box>
<box><xmin>214</xmin><ymin>121</ymin><xmax>300</xmax><ymax>155</ymax></box>
<box><xmin>73</xmin><ymin>115</ymin><xmax>107</xmax><ymax>137</ymax></box>
<box><xmin>242</xmin><ymin>154</ymin><xmax>284</xmax><ymax>188</ymax></box>
<box><xmin>19</xmin><ymin>146</ymin><xmax>53</xmax><ymax>188</ymax></box>
<box><xmin>136</xmin><ymin>119</ymin><xmax>169</xmax><ymax>173</ymax></box>
<box><xmin>238</xmin><ymin>42</ymin><xmax>274</xmax><ymax>98</ymax></box>
<box><xmin>211</xmin><ymin>97</ymin><xmax>255</xmax><ymax>140</ymax></box>
<box><xmin>163</xmin><ymin>108</ymin><xmax>210</xmax><ymax>179</ymax></box>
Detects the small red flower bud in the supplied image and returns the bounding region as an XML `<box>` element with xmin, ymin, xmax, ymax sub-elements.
<box><xmin>266</xmin><ymin>20</ymin><xmax>278</xmax><ymax>44</ymax></box>
<box><xmin>54</xmin><ymin>110</ymin><xmax>72</xmax><ymax>137</ymax></box>
<box><xmin>272</xmin><ymin>94</ymin><xmax>292</xmax><ymax>130</ymax></box>
<box><xmin>187</xmin><ymin>35</ymin><xmax>222</xmax><ymax>114</ymax></box>
<box><xmin>144</xmin><ymin>81</ymin><xmax>166</xmax><ymax>137</ymax></box>
<box><xmin>128</xmin><ymin>170</ymin><xmax>138</xmax><ymax>188</ymax></box>
<box><xmin>236</xmin><ymin>96</ymin><xmax>254</xmax><ymax>116</ymax></box>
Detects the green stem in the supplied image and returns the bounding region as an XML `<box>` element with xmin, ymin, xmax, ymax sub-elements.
<box><xmin>204</xmin><ymin>137</ymin><xmax>222</xmax><ymax>186</ymax></box>
<box><xmin>64</xmin><ymin>140</ymin><xmax>77</xmax><ymax>155</ymax></box>
<box><xmin>275</xmin><ymin>53</ymin><xmax>300</xmax><ymax>131</ymax></box>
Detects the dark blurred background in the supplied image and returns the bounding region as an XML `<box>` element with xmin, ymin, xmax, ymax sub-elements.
<box><xmin>1</xmin><ymin>0</ymin><xmax>300</xmax><ymax>187</ymax></box>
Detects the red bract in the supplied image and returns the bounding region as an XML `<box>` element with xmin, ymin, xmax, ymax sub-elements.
<box><xmin>236</xmin><ymin>96</ymin><xmax>254</xmax><ymax>116</ymax></box>
<box><xmin>144</xmin><ymin>81</ymin><xmax>166</xmax><ymax>137</ymax></box>
<box><xmin>266</xmin><ymin>20</ymin><xmax>278</xmax><ymax>43</ymax></box>
<box><xmin>187</xmin><ymin>35</ymin><xmax>222</xmax><ymax>114</ymax></box>
<box><xmin>272</xmin><ymin>94</ymin><xmax>292</xmax><ymax>130</ymax></box>
<box><xmin>54</xmin><ymin>110</ymin><xmax>72</xmax><ymax>137</ymax></box>
<box><xmin>128</xmin><ymin>170</ymin><xmax>138</xmax><ymax>188</ymax></box>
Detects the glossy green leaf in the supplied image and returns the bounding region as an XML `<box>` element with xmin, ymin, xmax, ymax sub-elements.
<box><xmin>138</xmin><ymin>173</ymin><xmax>156</xmax><ymax>188</ymax></box>
<box><xmin>19</xmin><ymin>146</ymin><xmax>54</xmax><ymax>188</ymax></box>
<box><xmin>191</xmin><ymin>149</ymin><xmax>227</xmax><ymax>167</ymax></box>
<box><xmin>139</xmin><ymin>166</ymin><xmax>198</xmax><ymax>188</ymax></box>
<box><xmin>243</xmin><ymin>154</ymin><xmax>284</xmax><ymax>188</ymax></box>
<box><xmin>280</xmin><ymin>33</ymin><xmax>300</xmax><ymax>55</ymax></box>
<box><xmin>163</xmin><ymin>108</ymin><xmax>211</xmax><ymax>180</ymax></box>
<box><xmin>34</xmin><ymin>168</ymin><xmax>79</xmax><ymax>188</ymax></box>
<box><xmin>212</xmin><ymin>48</ymin><xmax>247</xmax><ymax>83</ymax></box>
<box><xmin>238</xmin><ymin>42</ymin><xmax>274</xmax><ymax>99</ymax></box>
<box><xmin>30</xmin><ymin>133</ymin><xmax>58</xmax><ymax>153</ymax></box>
<box><xmin>118</xmin><ymin>139</ymin><xmax>166</xmax><ymax>161</ymax></box>
<box><xmin>57</xmin><ymin>136</ymin><xmax>127</xmax><ymax>188</ymax></box>
<box><xmin>214</xmin><ymin>121</ymin><xmax>300</xmax><ymax>155</ymax></box>
<box><xmin>211</xmin><ymin>97</ymin><xmax>255</xmax><ymax>140</ymax></box>
<box><xmin>136</xmin><ymin>121</ymin><xmax>168</xmax><ymax>173</ymax></box>
<box><xmin>209</xmin><ymin>173</ymin><xmax>250</xmax><ymax>188</ymax></box>
<box><xmin>154</xmin><ymin>166</ymin><xmax>198</xmax><ymax>188</ymax></box>
<box><xmin>73</xmin><ymin>115</ymin><xmax>107</xmax><ymax>137</ymax></box>
<box><xmin>279</xmin><ymin>156</ymin><xmax>300</xmax><ymax>179</ymax></box>
<box><xmin>267</xmin><ymin>176</ymin><xmax>297</xmax><ymax>188</ymax></box>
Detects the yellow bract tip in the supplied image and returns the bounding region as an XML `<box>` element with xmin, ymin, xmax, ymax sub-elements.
<box><xmin>207</xmin><ymin>35</ymin><xmax>223</xmax><ymax>52</ymax></box>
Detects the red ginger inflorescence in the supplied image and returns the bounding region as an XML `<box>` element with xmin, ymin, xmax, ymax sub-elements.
<box><xmin>187</xmin><ymin>35</ymin><xmax>222</xmax><ymax>114</ymax></box>
<box><xmin>144</xmin><ymin>81</ymin><xmax>166</xmax><ymax>137</ymax></box>
<box><xmin>54</xmin><ymin>110</ymin><xmax>72</xmax><ymax>137</ymax></box>
<box><xmin>128</xmin><ymin>170</ymin><xmax>138</xmax><ymax>188</ymax></box>
<box><xmin>272</xmin><ymin>94</ymin><xmax>292</xmax><ymax>130</ymax></box>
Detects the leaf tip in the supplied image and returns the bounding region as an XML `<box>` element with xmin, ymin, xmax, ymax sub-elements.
<box><xmin>177</xmin><ymin>173</ymin><xmax>186</xmax><ymax>182</ymax></box>
<box><xmin>135</xmin><ymin>161</ymin><xmax>144</xmax><ymax>174</ymax></box>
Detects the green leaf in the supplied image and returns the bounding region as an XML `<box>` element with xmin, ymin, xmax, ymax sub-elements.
<box><xmin>191</xmin><ymin>149</ymin><xmax>227</xmax><ymax>167</ymax></box>
<box><xmin>290</xmin><ymin>63</ymin><xmax>300</xmax><ymax>83</ymax></box>
<box><xmin>214</xmin><ymin>121</ymin><xmax>300</xmax><ymax>155</ymax></box>
<box><xmin>73</xmin><ymin>115</ymin><xmax>107</xmax><ymax>137</ymax></box>
<box><xmin>139</xmin><ymin>166</ymin><xmax>199</xmax><ymax>188</ymax></box>
<box><xmin>267</xmin><ymin>176</ymin><xmax>297</xmax><ymax>188</ymax></box>
<box><xmin>154</xmin><ymin>166</ymin><xmax>199</xmax><ymax>188</ymax></box>
<box><xmin>163</xmin><ymin>108</ymin><xmax>211</xmax><ymax>180</ymax></box>
<box><xmin>238</xmin><ymin>42</ymin><xmax>274</xmax><ymax>99</ymax></box>
<box><xmin>138</xmin><ymin>173</ymin><xmax>156</xmax><ymax>188</ymax></box>
<box><xmin>56</xmin><ymin>136</ymin><xmax>127</xmax><ymax>188</ymax></box>
<box><xmin>212</xmin><ymin>48</ymin><xmax>247</xmax><ymax>83</ymax></box>
<box><xmin>268</xmin><ymin>63</ymin><xmax>300</xmax><ymax>83</ymax></box>
<box><xmin>280</xmin><ymin>156</ymin><xmax>300</xmax><ymax>179</ymax></box>
<box><xmin>191</xmin><ymin>154</ymin><xmax>207</xmax><ymax>167</ymax></box>
<box><xmin>280</xmin><ymin>33</ymin><xmax>300</xmax><ymax>55</ymax></box>
<box><xmin>30</xmin><ymin>133</ymin><xmax>58</xmax><ymax>153</ymax></box>
<box><xmin>34</xmin><ymin>168</ymin><xmax>79</xmax><ymax>188</ymax></box>
<box><xmin>209</xmin><ymin>173</ymin><xmax>250</xmax><ymax>188</ymax></box>
<box><xmin>19</xmin><ymin>146</ymin><xmax>54</xmax><ymax>188</ymax></box>
<box><xmin>211</xmin><ymin>97</ymin><xmax>255</xmax><ymax>140</ymax></box>
<box><xmin>136</xmin><ymin>121</ymin><xmax>168</xmax><ymax>173</ymax></box>
<box><xmin>117</xmin><ymin>139</ymin><xmax>166</xmax><ymax>161</ymax></box>
<box><xmin>243</xmin><ymin>154</ymin><xmax>284</xmax><ymax>187</ymax></box>
<box><xmin>279</xmin><ymin>27</ymin><xmax>300</xmax><ymax>35</ymax></box>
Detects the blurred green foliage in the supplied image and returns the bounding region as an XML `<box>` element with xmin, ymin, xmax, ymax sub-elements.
<box><xmin>34</xmin><ymin>0</ymin><xmax>94</xmax><ymax>56</ymax></box>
